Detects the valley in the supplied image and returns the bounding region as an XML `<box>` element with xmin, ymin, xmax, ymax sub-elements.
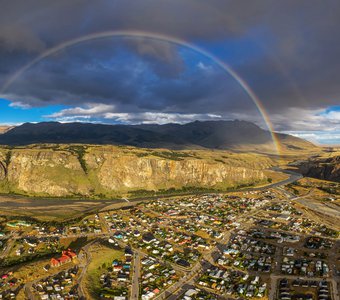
<box><xmin>0</xmin><ymin>123</ymin><xmax>337</xmax><ymax>300</ymax></box>
<box><xmin>0</xmin><ymin>168</ymin><xmax>338</xmax><ymax>300</ymax></box>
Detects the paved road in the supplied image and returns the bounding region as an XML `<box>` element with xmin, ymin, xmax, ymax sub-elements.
<box><xmin>24</xmin><ymin>264</ymin><xmax>82</xmax><ymax>300</ymax></box>
<box><xmin>268</xmin><ymin>244</ymin><xmax>283</xmax><ymax>300</ymax></box>
<box><xmin>154</xmin><ymin>208</ymin><xmax>261</xmax><ymax>300</ymax></box>
<box><xmin>154</xmin><ymin>263</ymin><xmax>202</xmax><ymax>300</ymax></box>
<box><xmin>151</xmin><ymin>169</ymin><xmax>305</xmax><ymax>300</ymax></box>
<box><xmin>24</xmin><ymin>282</ymin><xmax>36</xmax><ymax>300</ymax></box>
<box><xmin>297</xmin><ymin>198</ymin><xmax>340</xmax><ymax>219</ymax></box>
<box><xmin>269</xmin><ymin>274</ymin><xmax>339</xmax><ymax>300</ymax></box>
<box><xmin>130</xmin><ymin>252</ymin><xmax>141</xmax><ymax>300</ymax></box>
<box><xmin>0</xmin><ymin>167</ymin><xmax>305</xmax><ymax>299</ymax></box>
<box><xmin>77</xmin><ymin>240</ymin><xmax>96</xmax><ymax>299</ymax></box>
<box><xmin>259</xmin><ymin>167</ymin><xmax>303</xmax><ymax>190</ymax></box>
<box><xmin>0</xmin><ymin>238</ymin><xmax>14</xmax><ymax>259</ymax></box>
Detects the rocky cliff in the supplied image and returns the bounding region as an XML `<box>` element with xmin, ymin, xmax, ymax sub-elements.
<box><xmin>296</xmin><ymin>156</ymin><xmax>340</xmax><ymax>182</ymax></box>
<box><xmin>0</xmin><ymin>145</ymin><xmax>273</xmax><ymax>197</ymax></box>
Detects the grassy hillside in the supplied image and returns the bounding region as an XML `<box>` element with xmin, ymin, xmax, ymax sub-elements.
<box><xmin>0</xmin><ymin>141</ymin><xmax>324</xmax><ymax>199</ymax></box>
<box><xmin>0</xmin><ymin>144</ymin><xmax>284</xmax><ymax>199</ymax></box>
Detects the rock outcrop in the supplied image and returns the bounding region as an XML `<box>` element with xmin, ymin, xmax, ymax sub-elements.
<box><xmin>0</xmin><ymin>145</ymin><xmax>272</xmax><ymax>197</ymax></box>
<box><xmin>297</xmin><ymin>156</ymin><xmax>340</xmax><ymax>182</ymax></box>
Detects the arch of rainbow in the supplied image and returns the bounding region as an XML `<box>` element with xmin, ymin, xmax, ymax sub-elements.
<box><xmin>0</xmin><ymin>30</ymin><xmax>281</xmax><ymax>155</ymax></box>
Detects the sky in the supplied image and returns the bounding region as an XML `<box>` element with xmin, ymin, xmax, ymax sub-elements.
<box><xmin>0</xmin><ymin>0</ymin><xmax>339</xmax><ymax>145</ymax></box>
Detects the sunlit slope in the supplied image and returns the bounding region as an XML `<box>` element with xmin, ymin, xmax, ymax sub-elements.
<box><xmin>0</xmin><ymin>145</ymin><xmax>278</xmax><ymax>198</ymax></box>
<box><xmin>0</xmin><ymin>121</ymin><xmax>322</xmax><ymax>198</ymax></box>
<box><xmin>0</xmin><ymin>126</ymin><xmax>12</xmax><ymax>134</ymax></box>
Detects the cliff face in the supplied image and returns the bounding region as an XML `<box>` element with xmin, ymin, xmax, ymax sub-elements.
<box><xmin>5</xmin><ymin>150</ymin><xmax>91</xmax><ymax>196</ymax></box>
<box><xmin>86</xmin><ymin>152</ymin><xmax>266</xmax><ymax>191</ymax></box>
<box><xmin>0</xmin><ymin>145</ymin><xmax>272</xmax><ymax>197</ymax></box>
<box><xmin>297</xmin><ymin>156</ymin><xmax>340</xmax><ymax>182</ymax></box>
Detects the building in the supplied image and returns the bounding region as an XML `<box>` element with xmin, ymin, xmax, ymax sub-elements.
<box><xmin>50</xmin><ymin>249</ymin><xmax>77</xmax><ymax>267</ymax></box>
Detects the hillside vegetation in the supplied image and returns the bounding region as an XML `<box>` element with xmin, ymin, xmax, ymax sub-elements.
<box><xmin>0</xmin><ymin>144</ymin><xmax>279</xmax><ymax>198</ymax></box>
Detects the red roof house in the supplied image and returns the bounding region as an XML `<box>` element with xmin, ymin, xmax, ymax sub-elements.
<box><xmin>50</xmin><ymin>249</ymin><xmax>77</xmax><ymax>267</ymax></box>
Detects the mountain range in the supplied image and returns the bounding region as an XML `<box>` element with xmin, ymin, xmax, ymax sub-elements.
<box><xmin>0</xmin><ymin>120</ymin><xmax>323</xmax><ymax>198</ymax></box>
<box><xmin>0</xmin><ymin>120</ymin><xmax>315</xmax><ymax>152</ymax></box>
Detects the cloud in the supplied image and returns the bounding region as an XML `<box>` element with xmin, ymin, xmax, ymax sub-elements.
<box><xmin>103</xmin><ymin>112</ymin><xmax>222</xmax><ymax>124</ymax></box>
<box><xmin>47</xmin><ymin>103</ymin><xmax>116</xmax><ymax>118</ymax></box>
<box><xmin>0</xmin><ymin>25</ymin><xmax>45</xmax><ymax>53</ymax></box>
<box><xmin>9</xmin><ymin>101</ymin><xmax>32</xmax><ymax>109</ymax></box>
<box><xmin>0</xmin><ymin>0</ymin><xmax>340</xmax><ymax>137</ymax></box>
<box><xmin>270</xmin><ymin>107</ymin><xmax>340</xmax><ymax>132</ymax></box>
<box><xmin>322</xmin><ymin>110</ymin><xmax>340</xmax><ymax>122</ymax></box>
<box><xmin>45</xmin><ymin>103</ymin><xmax>223</xmax><ymax>125</ymax></box>
<box><xmin>284</xmin><ymin>131</ymin><xmax>340</xmax><ymax>145</ymax></box>
<box><xmin>2</xmin><ymin>44</ymin><xmax>253</xmax><ymax>116</ymax></box>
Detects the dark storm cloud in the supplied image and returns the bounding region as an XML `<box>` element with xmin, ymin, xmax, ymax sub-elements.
<box><xmin>4</xmin><ymin>40</ymin><xmax>247</xmax><ymax>117</ymax></box>
<box><xmin>0</xmin><ymin>0</ymin><xmax>340</xmax><ymax>130</ymax></box>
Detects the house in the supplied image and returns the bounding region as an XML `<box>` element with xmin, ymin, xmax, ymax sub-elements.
<box><xmin>184</xmin><ymin>289</ymin><xmax>198</xmax><ymax>298</ymax></box>
<box><xmin>63</xmin><ymin>249</ymin><xmax>77</xmax><ymax>259</ymax></box>
<box><xmin>142</xmin><ymin>233</ymin><xmax>156</xmax><ymax>244</ymax></box>
<box><xmin>125</xmin><ymin>247</ymin><xmax>133</xmax><ymax>257</ymax></box>
<box><xmin>50</xmin><ymin>249</ymin><xmax>77</xmax><ymax>267</ymax></box>
<box><xmin>117</xmin><ymin>273</ymin><xmax>128</xmax><ymax>282</ymax></box>
<box><xmin>114</xmin><ymin>232</ymin><xmax>123</xmax><ymax>239</ymax></box>
<box><xmin>113</xmin><ymin>265</ymin><xmax>123</xmax><ymax>272</ymax></box>
<box><xmin>51</xmin><ymin>258</ymin><xmax>61</xmax><ymax>267</ymax></box>
<box><xmin>15</xmin><ymin>248</ymin><xmax>24</xmax><ymax>256</ymax></box>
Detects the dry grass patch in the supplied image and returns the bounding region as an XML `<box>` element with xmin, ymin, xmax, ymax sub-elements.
<box><xmin>84</xmin><ymin>243</ymin><xmax>124</xmax><ymax>299</ymax></box>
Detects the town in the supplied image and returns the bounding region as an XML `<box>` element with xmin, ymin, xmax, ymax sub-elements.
<box><xmin>0</xmin><ymin>183</ymin><xmax>338</xmax><ymax>300</ymax></box>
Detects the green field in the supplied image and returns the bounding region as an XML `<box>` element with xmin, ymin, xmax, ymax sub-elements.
<box><xmin>84</xmin><ymin>243</ymin><xmax>124</xmax><ymax>299</ymax></box>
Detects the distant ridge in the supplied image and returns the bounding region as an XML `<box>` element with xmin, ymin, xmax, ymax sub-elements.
<box><xmin>0</xmin><ymin>126</ymin><xmax>13</xmax><ymax>134</ymax></box>
<box><xmin>0</xmin><ymin>120</ymin><xmax>315</xmax><ymax>151</ymax></box>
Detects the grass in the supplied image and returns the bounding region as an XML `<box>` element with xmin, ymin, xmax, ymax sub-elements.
<box><xmin>1</xmin><ymin>143</ymin><xmax>318</xmax><ymax>203</ymax></box>
<box><xmin>3</xmin><ymin>254</ymin><xmax>77</xmax><ymax>300</ymax></box>
<box><xmin>84</xmin><ymin>243</ymin><xmax>124</xmax><ymax>299</ymax></box>
<box><xmin>0</xmin><ymin>248</ymin><xmax>58</xmax><ymax>268</ymax></box>
<box><xmin>150</xmin><ymin>150</ymin><xmax>196</xmax><ymax>161</ymax></box>
<box><xmin>67</xmin><ymin>145</ymin><xmax>88</xmax><ymax>174</ymax></box>
<box><xmin>4</xmin><ymin>150</ymin><xmax>11</xmax><ymax>170</ymax></box>
<box><xmin>60</xmin><ymin>237</ymin><xmax>91</xmax><ymax>250</ymax></box>
<box><xmin>263</xmin><ymin>169</ymin><xmax>289</xmax><ymax>183</ymax></box>
<box><xmin>287</xmin><ymin>177</ymin><xmax>339</xmax><ymax>197</ymax></box>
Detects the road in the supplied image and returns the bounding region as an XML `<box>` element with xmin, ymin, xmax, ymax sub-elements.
<box><xmin>99</xmin><ymin>168</ymin><xmax>304</xmax><ymax>212</ymax></box>
<box><xmin>153</xmin><ymin>207</ymin><xmax>261</xmax><ymax>300</ymax></box>
<box><xmin>24</xmin><ymin>262</ymin><xmax>85</xmax><ymax>300</ymax></box>
<box><xmin>269</xmin><ymin>274</ymin><xmax>339</xmax><ymax>300</ymax></box>
<box><xmin>268</xmin><ymin>243</ymin><xmax>283</xmax><ymax>300</ymax></box>
<box><xmin>77</xmin><ymin>239</ymin><xmax>96</xmax><ymax>299</ymax></box>
<box><xmin>154</xmin><ymin>263</ymin><xmax>202</xmax><ymax>300</ymax></box>
<box><xmin>267</xmin><ymin>181</ymin><xmax>340</xmax><ymax>300</ymax></box>
<box><xmin>296</xmin><ymin>198</ymin><xmax>340</xmax><ymax>219</ymax></box>
<box><xmin>262</xmin><ymin>167</ymin><xmax>303</xmax><ymax>189</ymax></box>
<box><xmin>130</xmin><ymin>251</ymin><xmax>141</xmax><ymax>300</ymax></box>
<box><xmin>0</xmin><ymin>167</ymin><xmax>305</xmax><ymax>299</ymax></box>
<box><xmin>0</xmin><ymin>238</ymin><xmax>15</xmax><ymax>259</ymax></box>
<box><xmin>152</xmin><ymin>168</ymin><xmax>304</xmax><ymax>299</ymax></box>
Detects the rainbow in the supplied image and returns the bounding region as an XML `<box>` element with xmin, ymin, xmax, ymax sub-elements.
<box><xmin>0</xmin><ymin>30</ymin><xmax>281</xmax><ymax>154</ymax></box>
